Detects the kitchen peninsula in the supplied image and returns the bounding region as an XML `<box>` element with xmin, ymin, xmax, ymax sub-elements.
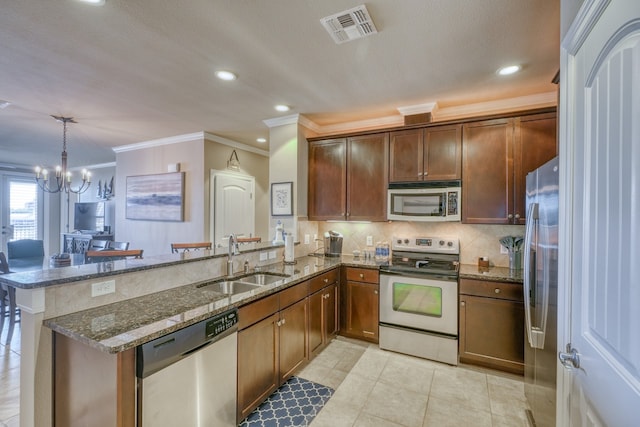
<box><xmin>0</xmin><ymin>243</ymin><xmax>378</xmax><ymax>427</ymax></box>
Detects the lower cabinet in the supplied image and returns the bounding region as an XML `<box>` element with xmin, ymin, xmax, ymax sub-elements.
<box><xmin>340</xmin><ymin>267</ymin><xmax>379</xmax><ymax>343</ymax></box>
<box><xmin>459</xmin><ymin>278</ymin><xmax>525</xmax><ymax>374</ymax></box>
<box><xmin>309</xmin><ymin>269</ymin><xmax>339</xmax><ymax>358</ymax></box>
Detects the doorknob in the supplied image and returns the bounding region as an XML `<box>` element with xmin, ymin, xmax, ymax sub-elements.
<box><xmin>559</xmin><ymin>343</ymin><xmax>581</xmax><ymax>369</ymax></box>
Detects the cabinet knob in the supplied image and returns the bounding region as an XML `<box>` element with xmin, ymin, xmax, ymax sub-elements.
<box><xmin>508</xmin><ymin>214</ymin><xmax>514</xmax><ymax>219</ymax></box>
<box><xmin>346</xmin><ymin>212</ymin><xmax>350</xmax><ymax>217</ymax></box>
<box><xmin>515</xmin><ymin>213</ymin><xmax>521</xmax><ymax>219</ymax></box>
<box><xmin>324</xmin><ymin>278</ymin><xmax>329</xmax><ymax>283</ymax></box>
<box><xmin>494</xmin><ymin>288</ymin><xmax>501</xmax><ymax>294</ymax></box>
<box><xmin>374</xmin><ymin>290</ymin><xmax>378</xmax><ymax>295</ymax></box>
<box><xmin>277</xmin><ymin>320</ymin><xmax>282</xmax><ymax>327</ymax></box>
<box><xmin>359</xmin><ymin>273</ymin><xmax>364</xmax><ymax>279</ymax></box>
<box><xmin>460</xmin><ymin>301</ymin><xmax>465</xmax><ymax>307</ymax></box>
<box><xmin>281</xmin><ymin>318</ymin><xmax>286</xmax><ymax>325</ymax></box>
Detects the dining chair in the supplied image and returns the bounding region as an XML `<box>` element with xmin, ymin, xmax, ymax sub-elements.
<box><xmin>88</xmin><ymin>239</ymin><xmax>109</xmax><ymax>250</ymax></box>
<box><xmin>7</xmin><ymin>239</ymin><xmax>45</xmax><ymax>259</ymax></box>
<box><xmin>86</xmin><ymin>249</ymin><xmax>143</xmax><ymax>263</ymax></box>
<box><xmin>170</xmin><ymin>242</ymin><xmax>212</xmax><ymax>253</ymax></box>
<box><xmin>107</xmin><ymin>241</ymin><xmax>130</xmax><ymax>250</ymax></box>
<box><xmin>0</xmin><ymin>252</ymin><xmax>19</xmax><ymax>345</ymax></box>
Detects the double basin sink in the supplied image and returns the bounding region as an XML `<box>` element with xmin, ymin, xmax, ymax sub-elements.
<box><xmin>198</xmin><ymin>272</ymin><xmax>290</xmax><ymax>295</ymax></box>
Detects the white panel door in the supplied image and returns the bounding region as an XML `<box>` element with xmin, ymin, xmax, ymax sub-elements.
<box><xmin>211</xmin><ymin>171</ymin><xmax>255</xmax><ymax>247</ymax></box>
<box><xmin>562</xmin><ymin>0</ymin><xmax>640</xmax><ymax>425</ymax></box>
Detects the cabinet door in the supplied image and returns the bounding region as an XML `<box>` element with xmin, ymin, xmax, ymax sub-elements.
<box><xmin>237</xmin><ymin>313</ymin><xmax>279</xmax><ymax>421</ymax></box>
<box><xmin>347</xmin><ymin>133</ymin><xmax>389</xmax><ymax>221</ymax></box>
<box><xmin>308</xmin><ymin>139</ymin><xmax>347</xmax><ymax>220</ymax></box>
<box><xmin>278</xmin><ymin>298</ymin><xmax>308</xmax><ymax>382</ymax></box>
<box><xmin>308</xmin><ymin>290</ymin><xmax>324</xmax><ymax>358</ymax></box>
<box><xmin>462</xmin><ymin>118</ymin><xmax>514</xmax><ymax>224</ymax></box>
<box><xmin>389</xmin><ymin>129</ymin><xmax>423</xmax><ymax>182</ymax></box>
<box><xmin>513</xmin><ymin>113</ymin><xmax>557</xmax><ymax>224</ymax></box>
<box><xmin>324</xmin><ymin>283</ymin><xmax>338</xmax><ymax>339</ymax></box>
<box><xmin>424</xmin><ymin>124</ymin><xmax>462</xmax><ymax>181</ymax></box>
<box><xmin>342</xmin><ymin>281</ymin><xmax>379</xmax><ymax>342</ymax></box>
<box><xmin>459</xmin><ymin>294</ymin><xmax>524</xmax><ymax>374</ymax></box>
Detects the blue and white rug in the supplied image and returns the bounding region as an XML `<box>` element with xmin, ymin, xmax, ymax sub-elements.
<box><xmin>239</xmin><ymin>376</ymin><xmax>334</xmax><ymax>427</ymax></box>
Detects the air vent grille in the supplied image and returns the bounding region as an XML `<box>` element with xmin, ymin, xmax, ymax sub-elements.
<box><xmin>320</xmin><ymin>4</ymin><xmax>378</xmax><ymax>44</ymax></box>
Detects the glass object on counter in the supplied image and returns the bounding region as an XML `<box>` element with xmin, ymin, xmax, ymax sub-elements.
<box><xmin>375</xmin><ymin>241</ymin><xmax>390</xmax><ymax>262</ymax></box>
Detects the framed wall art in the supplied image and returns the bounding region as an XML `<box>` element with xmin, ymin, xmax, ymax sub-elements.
<box><xmin>271</xmin><ymin>181</ymin><xmax>293</xmax><ymax>216</ymax></box>
<box><xmin>125</xmin><ymin>172</ymin><xmax>185</xmax><ymax>221</ymax></box>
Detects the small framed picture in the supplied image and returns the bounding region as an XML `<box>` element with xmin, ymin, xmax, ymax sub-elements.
<box><xmin>271</xmin><ymin>182</ymin><xmax>293</xmax><ymax>216</ymax></box>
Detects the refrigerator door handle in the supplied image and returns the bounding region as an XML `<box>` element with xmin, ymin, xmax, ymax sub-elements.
<box><xmin>523</xmin><ymin>202</ymin><xmax>544</xmax><ymax>349</ymax></box>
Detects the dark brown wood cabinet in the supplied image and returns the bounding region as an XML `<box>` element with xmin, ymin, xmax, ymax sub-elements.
<box><xmin>308</xmin><ymin>133</ymin><xmax>389</xmax><ymax>221</ymax></box>
<box><xmin>458</xmin><ymin>278</ymin><xmax>525</xmax><ymax>375</ymax></box>
<box><xmin>340</xmin><ymin>267</ymin><xmax>379</xmax><ymax>343</ymax></box>
<box><xmin>237</xmin><ymin>283</ymin><xmax>309</xmax><ymax>422</ymax></box>
<box><xmin>308</xmin><ymin>270</ymin><xmax>339</xmax><ymax>358</ymax></box>
<box><xmin>462</xmin><ymin>113</ymin><xmax>556</xmax><ymax>224</ymax></box>
<box><xmin>389</xmin><ymin>124</ymin><xmax>462</xmax><ymax>183</ymax></box>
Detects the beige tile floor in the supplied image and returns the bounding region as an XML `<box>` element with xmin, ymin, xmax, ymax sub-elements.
<box><xmin>0</xmin><ymin>327</ymin><xmax>529</xmax><ymax>427</ymax></box>
<box><xmin>0</xmin><ymin>321</ymin><xmax>20</xmax><ymax>427</ymax></box>
<box><xmin>299</xmin><ymin>338</ymin><xmax>530</xmax><ymax>427</ymax></box>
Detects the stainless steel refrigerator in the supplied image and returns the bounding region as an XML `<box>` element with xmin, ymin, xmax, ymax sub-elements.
<box><xmin>523</xmin><ymin>156</ymin><xmax>558</xmax><ymax>427</ymax></box>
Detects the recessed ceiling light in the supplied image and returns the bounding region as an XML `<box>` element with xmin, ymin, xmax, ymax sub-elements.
<box><xmin>0</xmin><ymin>100</ymin><xmax>11</xmax><ymax>109</ymax></box>
<box><xmin>215</xmin><ymin>70</ymin><xmax>237</xmax><ymax>81</ymax></box>
<box><xmin>497</xmin><ymin>65</ymin><xmax>521</xmax><ymax>76</ymax></box>
<box><xmin>78</xmin><ymin>0</ymin><xmax>105</xmax><ymax>5</ymax></box>
<box><xmin>256</xmin><ymin>138</ymin><xmax>267</xmax><ymax>143</ymax></box>
<box><xmin>275</xmin><ymin>104</ymin><xmax>290</xmax><ymax>112</ymax></box>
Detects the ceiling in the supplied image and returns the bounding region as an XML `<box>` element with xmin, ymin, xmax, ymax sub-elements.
<box><xmin>0</xmin><ymin>0</ymin><xmax>560</xmax><ymax>170</ymax></box>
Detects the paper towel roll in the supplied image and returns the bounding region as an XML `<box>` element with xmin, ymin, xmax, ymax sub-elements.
<box><xmin>284</xmin><ymin>233</ymin><xmax>294</xmax><ymax>263</ymax></box>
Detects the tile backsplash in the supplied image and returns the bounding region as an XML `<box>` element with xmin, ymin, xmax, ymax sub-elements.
<box><xmin>297</xmin><ymin>220</ymin><xmax>524</xmax><ymax>268</ymax></box>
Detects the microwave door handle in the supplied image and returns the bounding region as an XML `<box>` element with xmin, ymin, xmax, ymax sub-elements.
<box><xmin>523</xmin><ymin>202</ymin><xmax>540</xmax><ymax>348</ymax></box>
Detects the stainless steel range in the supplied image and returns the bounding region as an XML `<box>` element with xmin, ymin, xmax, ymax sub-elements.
<box><xmin>379</xmin><ymin>236</ymin><xmax>460</xmax><ymax>365</ymax></box>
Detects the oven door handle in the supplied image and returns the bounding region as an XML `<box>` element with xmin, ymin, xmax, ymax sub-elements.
<box><xmin>379</xmin><ymin>270</ymin><xmax>458</xmax><ymax>282</ymax></box>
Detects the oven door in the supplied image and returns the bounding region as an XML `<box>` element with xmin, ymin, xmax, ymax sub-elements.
<box><xmin>379</xmin><ymin>272</ymin><xmax>458</xmax><ymax>336</ymax></box>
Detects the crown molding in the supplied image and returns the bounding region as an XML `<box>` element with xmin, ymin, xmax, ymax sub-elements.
<box><xmin>314</xmin><ymin>115</ymin><xmax>404</xmax><ymax>135</ymax></box>
<box><xmin>69</xmin><ymin>162</ymin><xmax>116</xmax><ymax>171</ymax></box>
<box><xmin>203</xmin><ymin>132</ymin><xmax>269</xmax><ymax>157</ymax></box>
<box><xmin>432</xmin><ymin>92</ymin><xmax>558</xmax><ymax>121</ymax></box>
<box><xmin>263</xmin><ymin>114</ymin><xmax>301</xmax><ymax>128</ymax></box>
<box><xmin>397</xmin><ymin>102</ymin><xmax>439</xmax><ymax>116</ymax></box>
<box><xmin>112</xmin><ymin>131</ymin><xmax>268</xmax><ymax>157</ymax></box>
<box><xmin>112</xmin><ymin>132</ymin><xmax>204</xmax><ymax>153</ymax></box>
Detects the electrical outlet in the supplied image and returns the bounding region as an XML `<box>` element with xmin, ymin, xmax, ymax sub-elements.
<box><xmin>366</xmin><ymin>235</ymin><xmax>373</xmax><ymax>246</ymax></box>
<box><xmin>268</xmin><ymin>250</ymin><xmax>277</xmax><ymax>260</ymax></box>
<box><xmin>91</xmin><ymin>280</ymin><xmax>115</xmax><ymax>297</ymax></box>
<box><xmin>259</xmin><ymin>252</ymin><xmax>268</xmax><ymax>261</ymax></box>
<box><xmin>500</xmin><ymin>244</ymin><xmax>509</xmax><ymax>254</ymax></box>
<box><xmin>304</xmin><ymin>234</ymin><xmax>310</xmax><ymax>244</ymax></box>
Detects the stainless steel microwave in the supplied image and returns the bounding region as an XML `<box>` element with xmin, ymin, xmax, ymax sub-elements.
<box><xmin>387</xmin><ymin>182</ymin><xmax>461</xmax><ymax>222</ymax></box>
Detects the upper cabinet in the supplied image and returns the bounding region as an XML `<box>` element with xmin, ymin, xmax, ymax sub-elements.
<box><xmin>389</xmin><ymin>124</ymin><xmax>462</xmax><ymax>183</ymax></box>
<box><xmin>462</xmin><ymin>112</ymin><xmax>557</xmax><ymax>224</ymax></box>
<box><xmin>308</xmin><ymin>133</ymin><xmax>389</xmax><ymax>221</ymax></box>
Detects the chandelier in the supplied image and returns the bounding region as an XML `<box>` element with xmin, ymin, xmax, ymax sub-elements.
<box><xmin>35</xmin><ymin>115</ymin><xmax>91</xmax><ymax>194</ymax></box>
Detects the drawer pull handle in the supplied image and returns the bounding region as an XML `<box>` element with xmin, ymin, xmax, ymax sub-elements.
<box><xmin>494</xmin><ymin>288</ymin><xmax>501</xmax><ymax>294</ymax></box>
<box><xmin>363</xmin><ymin>330</ymin><xmax>375</xmax><ymax>335</ymax></box>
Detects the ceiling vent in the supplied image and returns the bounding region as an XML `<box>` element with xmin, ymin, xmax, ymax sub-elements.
<box><xmin>320</xmin><ymin>5</ymin><xmax>378</xmax><ymax>44</ymax></box>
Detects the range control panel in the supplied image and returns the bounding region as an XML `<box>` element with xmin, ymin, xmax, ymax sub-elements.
<box><xmin>391</xmin><ymin>236</ymin><xmax>459</xmax><ymax>254</ymax></box>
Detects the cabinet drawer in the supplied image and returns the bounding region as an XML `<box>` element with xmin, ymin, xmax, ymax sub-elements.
<box><xmin>459</xmin><ymin>278</ymin><xmax>523</xmax><ymax>302</ymax></box>
<box><xmin>279</xmin><ymin>282</ymin><xmax>309</xmax><ymax>309</ymax></box>
<box><xmin>309</xmin><ymin>269</ymin><xmax>338</xmax><ymax>294</ymax></box>
<box><xmin>238</xmin><ymin>293</ymin><xmax>279</xmax><ymax>330</ymax></box>
<box><xmin>345</xmin><ymin>267</ymin><xmax>378</xmax><ymax>284</ymax></box>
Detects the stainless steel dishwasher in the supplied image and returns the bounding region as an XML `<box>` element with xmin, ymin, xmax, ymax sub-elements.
<box><xmin>136</xmin><ymin>309</ymin><xmax>238</xmax><ymax>427</ymax></box>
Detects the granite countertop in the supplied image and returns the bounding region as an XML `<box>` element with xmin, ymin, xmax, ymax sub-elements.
<box><xmin>44</xmin><ymin>255</ymin><xmax>380</xmax><ymax>354</ymax></box>
<box><xmin>459</xmin><ymin>264</ymin><xmax>523</xmax><ymax>283</ymax></box>
<box><xmin>0</xmin><ymin>241</ymin><xmax>286</xmax><ymax>289</ymax></box>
